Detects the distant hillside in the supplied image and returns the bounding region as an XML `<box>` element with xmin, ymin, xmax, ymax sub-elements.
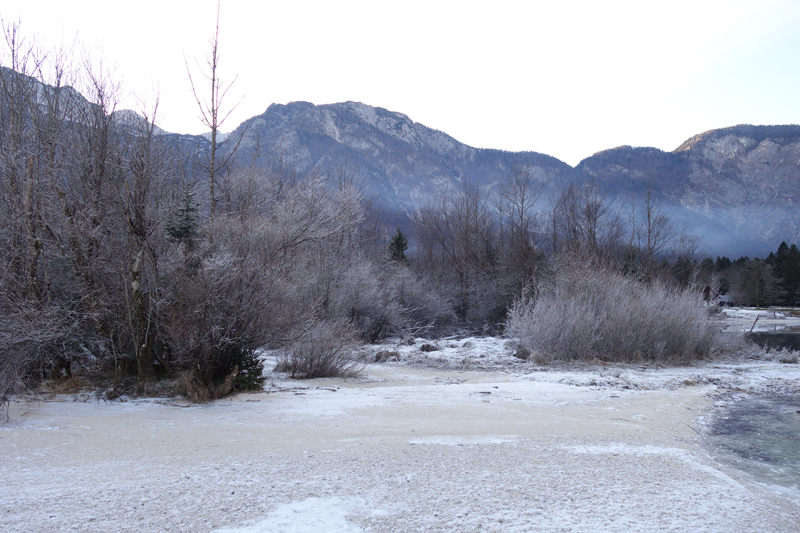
<box><xmin>218</xmin><ymin>103</ymin><xmax>800</xmax><ymax>256</ymax></box>
<box><xmin>4</xmin><ymin>62</ymin><xmax>795</xmax><ymax>256</ymax></box>
<box><xmin>577</xmin><ymin>125</ymin><xmax>800</xmax><ymax>256</ymax></box>
<box><xmin>674</xmin><ymin>124</ymin><xmax>800</xmax><ymax>152</ymax></box>
<box><xmin>226</xmin><ymin>101</ymin><xmax>582</xmax><ymax>214</ymax></box>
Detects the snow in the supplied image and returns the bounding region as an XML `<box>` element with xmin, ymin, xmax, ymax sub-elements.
<box><xmin>563</xmin><ymin>443</ymin><xmax>746</xmax><ymax>488</ymax></box>
<box><xmin>214</xmin><ymin>498</ymin><xmax>370</xmax><ymax>533</ymax></box>
<box><xmin>719</xmin><ymin>307</ymin><xmax>800</xmax><ymax>332</ymax></box>
<box><xmin>409</xmin><ymin>434</ymin><xmax>520</xmax><ymax>446</ymax></box>
<box><xmin>368</xmin><ymin>335</ymin><xmax>526</xmax><ymax>369</ymax></box>
<box><xmin>1</xmin><ymin>329</ymin><xmax>799</xmax><ymax>532</ymax></box>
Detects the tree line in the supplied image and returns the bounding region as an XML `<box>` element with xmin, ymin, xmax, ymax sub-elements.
<box><xmin>0</xmin><ymin>21</ymin><xmax>464</xmax><ymax>401</ymax></box>
<box><xmin>711</xmin><ymin>242</ymin><xmax>800</xmax><ymax>307</ymax></box>
<box><xmin>0</xmin><ymin>21</ymin><xmax>762</xmax><ymax>403</ymax></box>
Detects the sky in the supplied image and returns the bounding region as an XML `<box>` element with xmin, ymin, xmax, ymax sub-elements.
<box><xmin>1</xmin><ymin>0</ymin><xmax>799</xmax><ymax>166</ymax></box>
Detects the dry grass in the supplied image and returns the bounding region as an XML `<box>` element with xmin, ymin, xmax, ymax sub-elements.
<box><xmin>175</xmin><ymin>366</ymin><xmax>239</xmax><ymax>403</ymax></box>
<box><xmin>275</xmin><ymin>321</ymin><xmax>366</xmax><ymax>379</ymax></box>
<box><xmin>506</xmin><ymin>264</ymin><xmax>741</xmax><ymax>364</ymax></box>
<box><xmin>39</xmin><ymin>377</ymin><xmax>90</xmax><ymax>395</ymax></box>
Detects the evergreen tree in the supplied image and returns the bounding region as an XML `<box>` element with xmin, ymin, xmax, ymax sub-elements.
<box><xmin>732</xmin><ymin>256</ymin><xmax>749</xmax><ymax>268</ymax></box>
<box><xmin>775</xmin><ymin>242</ymin><xmax>790</xmax><ymax>269</ymax></box>
<box><xmin>732</xmin><ymin>258</ymin><xmax>783</xmax><ymax>307</ymax></box>
<box><xmin>167</xmin><ymin>190</ymin><xmax>201</xmax><ymax>252</ymax></box>
<box><xmin>671</xmin><ymin>257</ymin><xmax>696</xmax><ymax>286</ymax></box>
<box><xmin>388</xmin><ymin>228</ymin><xmax>409</xmax><ymax>262</ymax></box>
<box><xmin>773</xmin><ymin>242</ymin><xmax>800</xmax><ymax>305</ymax></box>
<box><xmin>787</xmin><ymin>243</ymin><xmax>800</xmax><ymax>305</ymax></box>
<box><xmin>715</xmin><ymin>256</ymin><xmax>732</xmax><ymax>271</ymax></box>
<box><xmin>765</xmin><ymin>251</ymin><xmax>778</xmax><ymax>268</ymax></box>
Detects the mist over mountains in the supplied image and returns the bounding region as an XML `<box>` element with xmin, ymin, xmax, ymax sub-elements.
<box><xmin>187</xmin><ymin>100</ymin><xmax>795</xmax><ymax>258</ymax></box>
<box><xmin>578</xmin><ymin>126</ymin><xmax>800</xmax><ymax>257</ymax></box>
<box><xmin>8</xmin><ymin>59</ymin><xmax>793</xmax><ymax>259</ymax></box>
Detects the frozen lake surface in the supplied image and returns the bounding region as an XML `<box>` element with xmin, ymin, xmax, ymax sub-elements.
<box><xmin>706</xmin><ymin>392</ymin><xmax>800</xmax><ymax>490</ymax></box>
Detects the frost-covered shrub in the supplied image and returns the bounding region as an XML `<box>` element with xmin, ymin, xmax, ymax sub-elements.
<box><xmin>0</xmin><ymin>299</ymin><xmax>107</xmax><ymax>404</ymax></box>
<box><xmin>382</xmin><ymin>264</ymin><xmax>458</xmax><ymax>338</ymax></box>
<box><xmin>275</xmin><ymin>320</ymin><xmax>366</xmax><ymax>378</ymax></box>
<box><xmin>777</xmin><ymin>350</ymin><xmax>799</xmax><ymax>364</ymax></box>
<box><xmin>506</xmin><ymin>263</ymin><xmax>732</xmax><ymax>364</ymax></box>
<box><xmin>374</xmin><ymin>350</ymin><xmax>399</xmax><ymax>362</ymax></box>
<box><xmin>162</xmin><ymin>251</ymin><xmax>266</xmax><ymax>398</ymax></box>
<box><xmin>308</xmin><ymin>257</ymin><xmax>456</xmax><ymax>342</ymax></box>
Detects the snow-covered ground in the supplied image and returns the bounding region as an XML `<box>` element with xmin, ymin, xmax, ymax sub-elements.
<box><xmin>718</xmin><ymin>306</ymin><xmax>800</xmax><ymax>332</ymax></box>
<box><xmin>1</xmin><ymin>330</ymin><xmax>799</xmax><ymax>532</ymax></box>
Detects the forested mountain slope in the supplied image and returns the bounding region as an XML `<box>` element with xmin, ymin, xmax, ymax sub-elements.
<box><xmin>577</xmin><ymin>125</ymin><xmax>800</xmax><ymax>255</ymax></box>
<box><xmin>211</xmin><ymin>101</ymin><xmax>800</xmax><ymax>255</ymax></box>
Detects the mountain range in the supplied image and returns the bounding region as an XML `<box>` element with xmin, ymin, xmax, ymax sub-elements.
<box><xmin>202</xmin><ymin>101</ymin><xmax>797</xmax><ymax>257</ymax></box>
<box><xmin>224</xmin><ymin>101</ymin><xmax>576</xmax><ymax>211</ymax></box>
<box><xmin>6</xmin><ymin>62</ymin><xmax>793</xmax><ymax>258</ymax></box>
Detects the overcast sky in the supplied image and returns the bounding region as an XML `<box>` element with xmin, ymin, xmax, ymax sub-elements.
<box><xmin>1</xmin><ymin>0</ymin><xmax>799</xmax><ymax>166</ymax></box>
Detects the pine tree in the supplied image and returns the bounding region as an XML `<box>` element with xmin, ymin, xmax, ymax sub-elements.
<box><xmin>764</xmin><ymin>242</ymin><xmax>800</xmax><ymax>304</ymax></box>
<box><xmin>733</xmin><ymin>258</ymin><xmax>783</xmax><ymax>307</ymax></box>
<box><xmin>388</xmin><ymin>228</ymin><xmax>408</xmax><ymax>262</ymax></box>
<box><xmin>779</xmin><ymin>243</ymin><xmax>800</xmax><ymax>305</ymax></box>
<box><xmin>167</xmin><ymin>190</ymin><xmax>200</xmax><ymax>252</ymax></box>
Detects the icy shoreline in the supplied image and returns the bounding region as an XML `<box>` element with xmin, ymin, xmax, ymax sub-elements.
<box><xmin>2</xmin><ymin>336</ymin><xmax>799</xmax><ymax>532</ymax></box>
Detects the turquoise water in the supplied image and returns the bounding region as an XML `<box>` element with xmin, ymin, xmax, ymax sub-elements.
<box><xmin>706</xmin><ymin>393</ymin><xmax>800</xmax><ymax>490</ymax></box>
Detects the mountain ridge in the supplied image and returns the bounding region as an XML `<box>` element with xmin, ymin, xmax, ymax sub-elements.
<box><xmin>101</xmin><ymin>94</ymin><xmax>800</xmax><ymax>256</ymax></box>
<box><xmin>225</xmin><ymin>100</ymin><xmax>580</xmax><ymax>214</ymax></box>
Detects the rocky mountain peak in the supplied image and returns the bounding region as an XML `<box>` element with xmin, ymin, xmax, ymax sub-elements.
<box><xmin>674</xmin><ymin>124</ymin><xmax>800</xmax><ymax>153</ymax></box>
<box><xmin>117</xmin><ymin>89</ymin><xmax>795</xmax><ymax>257</ymax></box>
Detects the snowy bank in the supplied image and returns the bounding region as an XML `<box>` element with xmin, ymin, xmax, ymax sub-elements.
<box><xmin>1</xmin><ymin>337</ymin><xmax>799</xmax><ymax>532</ymax></box>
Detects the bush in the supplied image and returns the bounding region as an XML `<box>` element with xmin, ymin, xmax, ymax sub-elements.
<box><xmin>275</xmin><ymin>320</ymin><xmax>366</xmax><ymax>378</ymax></box>
<box><xmin>302</xmin><ymin>255</ymin><xmax>456</xmax><ymax>343</ymax></box>
<box><xmin>374</xmin><ymin>350</ymin><xmax>399</xmax><ymax>362</ymax></box>
<box><xmin>0</xmin><ymin>301</ymin><xmax>106</xmax><ymax>400</ymax></box>
<box><xmin>161</xmin><ymin>251</ymin><xmax>267</xmax><ymax>398</ymax></box>
<box><xmin>383</xmin><ymin>264</ymin><xmax>458</xmax><ymax>338</ymax></box>
<box><xmin>506</xmin><ymin>263</ymin><xmax>730</xmax><ymax>364</ymax></box>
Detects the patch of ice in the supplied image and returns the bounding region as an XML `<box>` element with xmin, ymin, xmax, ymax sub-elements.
<box><xmin>564</xmin><ymin>443</ymin><xmax>745</xmax><ymax>489</ymax></box>
<box><xmin>719</xmin><ymin>307</ymin><xmax>800</xmax><ymax>332</ymax></box>
<box><xmin>409</xmin><ymin>434</ymin><xmax>520</xmax><ymax>446</ymax></box>
<box><xmin>214</xmin><ymin>497</ymin><xmax>367</xmax><ymax>533</ymax></box>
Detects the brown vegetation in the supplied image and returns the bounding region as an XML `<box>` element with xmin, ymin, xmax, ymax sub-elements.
<box><xmin>0</xmin><ymin>21</ymin><xmax>768</xmax><ymax>406</ymax></box>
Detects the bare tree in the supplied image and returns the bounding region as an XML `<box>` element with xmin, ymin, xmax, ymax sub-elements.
<box><xmin>0</xmin><ymin>23</ymin><xmax>131</xmax><ymax>398</ymax></box>
<box><xmin>185</xmin><ymin>0</ymin><xmax>245</xmax><ymax>223</ymax></box>
<box><xmin>550</xmin><ymin>179</ymin><xmax>624</xmax><ymax>264</ymax></box>
<box><xmin>121</xmin><ymin>99</ymin><xmax>176</xmax><ymax>382</ymax></box>
<box><xmin>0</xmin><ymin>21</ymin><xmax>45</xmax><ymax>303</ymax></box>
<box><xmin>494</xmin><ymin>164</ymin><xmax>545</xmax><ymax>286</ymax></box>
<box><xmin>412</xmin><ymin>181</ymin><xmax>503</xmax><ymax>325</ymax></box>
<box><xmin>495</xmin><ymin>165</ymin><xmax>544</xmax><ymax>254</ymax></box>
<box><xmin>626</xmin><ymin>184</ymin><xmax>681</xmax><ymax>280</ymax></box>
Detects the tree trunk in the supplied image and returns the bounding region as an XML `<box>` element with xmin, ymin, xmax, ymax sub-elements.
<box><xmin>130</xmin><ymin>248</ymin><xmax>155</xmax><ymax>381</ymax></box>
